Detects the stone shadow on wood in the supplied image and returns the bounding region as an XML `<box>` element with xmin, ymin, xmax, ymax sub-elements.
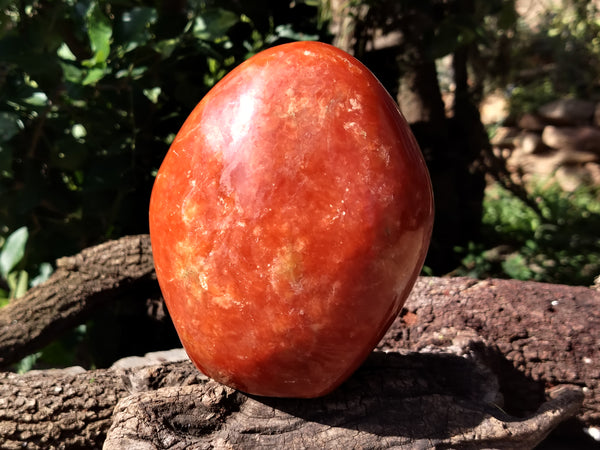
<box><xmin>105</xmin><ymin>348</ymin><xmax>583</xmax><ymax>448</ymax></box>
<box><xmin>251</xmin><ymin>350</ymin><xmax>507</xmax><ymax>440</ymax></box>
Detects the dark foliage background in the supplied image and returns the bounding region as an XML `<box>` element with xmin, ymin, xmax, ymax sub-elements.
<box><xmin>0</xmin><ymin>0</ymin><xmax>329</xmax><ymax>268</ymax></box>
<box><xmin>1</xmin><ymin>0</ymin><xmax>599</xmax><ymax>368</ymax></box>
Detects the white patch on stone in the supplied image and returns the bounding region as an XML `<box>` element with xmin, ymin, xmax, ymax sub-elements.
<box><xmin>349</xmin><ymin>98</ymin><xmax>361</xmax><ymax>111</ymax></box>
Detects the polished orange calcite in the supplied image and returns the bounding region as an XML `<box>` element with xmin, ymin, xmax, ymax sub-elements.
<box><xmin>149</xmin><ymin>41</ymin><xmax>434</xmax><ymax>398</ymax></box>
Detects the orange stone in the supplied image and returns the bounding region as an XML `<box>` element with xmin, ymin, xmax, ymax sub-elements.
<box><xmin>149</xmin><ymin>41</ymin><xmax>434</xmax><ymax>398</ymax></box>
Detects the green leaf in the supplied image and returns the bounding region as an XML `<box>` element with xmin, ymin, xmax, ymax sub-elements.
<box><xmin>82</xmin><ymin>67</ymin><xmax>107</xmax><ymax>85</ymax></box>
<box><xmin>0</xmin><ymin>112</ymin><xmax>23</xmax><ymax>142</ymax></box>
<box><xmin>193</xmin><ymin>8</ymin><xmax>239</xmax><ymax>40</ymax></box>
<box><xmin>84</xmin><ymin>3</ymin><xmax>112</xmax><ymax>67</ymax></box>
<box><xmin>22</xmin><ymin>91</ymin><xmax>48</xmax><ymax>107</ymax></box>
<box><xmin>16</xmin><ymin>352</ymin><xmax>41</xmax><ymax>374</ymax></box>
<box><xmin>57</xmin><ymin>42</ymin><xmax>77</xmax><ymax>61</ymax></box>
<box><xmin>152</xmin><ymin>38</ymin><xmax>178</xmax><ymax>58</ymax></box>
<box><xmin>60</xmin><ymin>61</ymin><xmax>85</xmax><ymax>84</ymax></box>
<box><xmin>30</xmin><ymin>262</ymin><xmax>53</xmax><ymax>287</ymax></box>
<box><xmin>0</xmin><ymin>226</ymin><xmax>28</xmax><ymax>279</ymax></box>
<box><xmin>271</xmin><ymin>24</ymin><xmax>319</xmax><ymax>42</ymax></box>
<box><xmin>7</xmin><ymin>270</ymin><xmax>28</xmax><ymax>298</ymax></box>
<box><xmin>71</xmin><ymin>123</ymin><xmax>87</xmax><ymax>139</ymax></box>
<box><xmin>115</xmin><ymin>66</ymin><xmax>147</xmax><ymax>79</ymax></box>
<box><xmin>502</xmin><ymin>253</ymin><xmax>533</xmax><ymax>280</ymax></box>
<box><xmin>115</xmin><ymin>6</ymin><xmax>158</xmax><ymax>52</ymax></box>
<box><xmin>143</xmin><ymin>87</ymin><xmax>161</xmax><ymax>104</ymax></box>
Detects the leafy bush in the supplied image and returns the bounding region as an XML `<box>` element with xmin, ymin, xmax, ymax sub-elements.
<box><xmin>0</xmin><ymin>0</ymin><xmax>329</xmax><ymax>370</ymax></box>
<box><xmin>507</xmin><ymin>0</ymin><xmax>600</xmax><ymax>116</ymax></box>
<box><xmin>0</xmin><ymin>0</ymin><xmax>329</xmax><ymax>271</ymax></box>
<box><xmin>455</xmin><ymin>182</ymin><xmax>600</xmax><ymax>286</ymax></box>
<box><xmin>507</xmin><ymin>77</ymin><xmax>556</xmax><ymax>116</ymax></box>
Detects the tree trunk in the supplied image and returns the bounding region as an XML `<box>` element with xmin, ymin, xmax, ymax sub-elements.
<box><xmin>332</xmin><ymin>0</ymin><xmax>491</xmax><ymax>274</ymax></box>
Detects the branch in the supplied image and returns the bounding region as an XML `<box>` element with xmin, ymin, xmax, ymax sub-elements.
<box><xmin>0</xmin><ymin>235</ymin><xmax>156</xmax><ymax>367</ymax></box>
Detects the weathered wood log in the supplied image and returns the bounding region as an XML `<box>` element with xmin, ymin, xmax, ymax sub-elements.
<box><xmin>0</xmin><ymin>359</ymin><xmax>206</xmax><ymax>449</ymax></box>
<box><xmin>103</xmin><ymin>351</ymin><xmax>583</xmax><ymax>450</ymax></box>
<box><xmin>3</xmin><ymin>235</ymin><xmax>597</xmax><ymax>425</ymax></box>
<box><xmin>0</xmin><ymin>366</ymin><xmax>127</xmax><ymax>448</ymax></box>
<box><xmin>382</xmin><ymin>277</ymin><xmax>600</xmax><ymax>428</ymax></box>
<box><xmin>0</xmin><ymin>345</ymin><xmax>583</xmax><ymax>450</ymax></box>
<box><xmin>0</xmin><ymin>235</ymin><xmax>599</xmax><ymax>448</ymax></box>
<box><xmin>0</xmin><ymin>235</ymin><xmax>156</xmax><ymax>367</ymax></box>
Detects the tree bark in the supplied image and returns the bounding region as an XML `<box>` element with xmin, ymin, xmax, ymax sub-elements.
<box><xmin>335</xmin><ymin>0</ymin><xmax>491</xmax><ymax>274</ymax></box>
<box><xmin>0</xmin><ymin>346</ymin><xmax>583</xmax><ymax>450</ymax></box>
<box><xmin>383</xmin><ymin>276</ymin><xmax>600</xmax><ymax>428</ymax></box>
<box><xmin>0</xmin><ymin>359</ymin><xmax>206</xmax><ymax>449</ymax></box>
<box><xmin>0</xmin><ymin>366</ymin><xmax>127</xmax><ymax>449</ymax></box>
<box><xmin>0</xmin><ymin>235</ymin><xmax>598</xmax><ymax>448</ymax></box>
<box><xmin>0</xmin><ymin>235</ymin><xmax>157</xmax><ymax>368</ymax></box>
<box><xmin>103</xmin><ymin>354</ymin><xmax>582</xmax><ymax>450</ymax></box>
